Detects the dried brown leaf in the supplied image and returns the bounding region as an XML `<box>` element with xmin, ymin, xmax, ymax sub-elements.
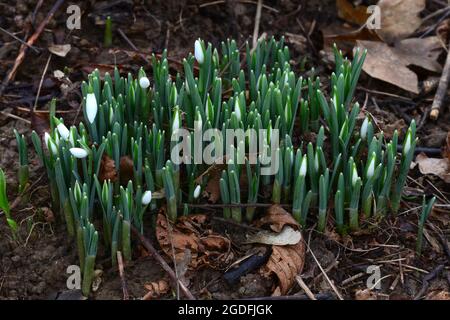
<box><xmin>262</xmin><ymin>241</ymin><xmax>306</xmax><ymax>295</ymax></box>
<box><xmin>255</xmin><ymin>205</ymin><xmax>299</xmax><ymax>233</ymax></box>
<box><xmin>155</xmin><ymin>210</ymin><xmax>231</xmax><ymax>269</ymax></box>
<box><xmin>119</xmin><ymin>155</ymin><xmax>134</xmax><ymax>185</ymax></box>
<box><xmin>48</xmin><ymin>44</ymin><xmax>71</xmax><ymax>57</ymax></box>
<box><xmin>355</xmin><ymin>289</ymin><xmax>378</xmax><ymax>300</ymax></box>
<box><xmin>425</xmin><ymin>291</ymin><xmax>450</xmax><ymax>300</ymax></box>
<box><xmin>142</xmin><ymin>280</ymin><xmax>170</xmax><ymax>300</ymax></box>
<box><xmin>376</xmin><ymin>0</ymin><xmax>425</xmax><ymax>43</ymax></box>
<box><xmin>98</xmin><ymin>155</ymin><xmax>117</xmax><ymax>182</ymax></box>
<box><xmin>336</xmin><ymin>0</ymin><xmax>369</xmax><ymax>25</ymax></box>
<box><xmin>415</xmin><ymin>153</ymin><xmax>450</xmax><ymax>183</ymax></box>
<box><xmin>357</xmin><ymin>38</ymin><xmax>443</xmax><ymax>93</ymax></box>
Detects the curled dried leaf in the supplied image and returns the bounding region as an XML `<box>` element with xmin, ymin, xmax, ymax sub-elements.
<box><xmin>98</xmin><ymin>155</ymin><xmax>117</xmax><ymax>182</ymax></box>
<box><xmin>255</xmin><ymin>205</ymin><xmax>299</xmax><ymax>232</ymax></box>
<box><xmin>142</xmin><ymin>280</ymin><xmax>170</xmax><ymax>300</ymax></box>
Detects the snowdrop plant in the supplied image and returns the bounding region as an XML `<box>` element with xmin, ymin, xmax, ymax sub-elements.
<box><xmin>20</xmin><ymin>37</ymin><xmax>422</xmax><ymax>297</ymax></box>
<box><xmin>14</xmin><ymin>130</ymin><xmax>29</xmax><ymax>194</ymax></box>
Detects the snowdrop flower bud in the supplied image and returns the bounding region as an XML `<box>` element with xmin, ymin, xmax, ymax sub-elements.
<box><xmin>193</xmin><ymin>185</ymin><xmax>201</xmax><ymax>199</ymax></box>
<box><xmin>195</xmin><ymin>112</ymin><xmax>203</xmax><ymax>132</ymax></box>
<box><xmin>367</xmin><ymin>153</ymin><xmax>376</xmax><ymax>179</ymax></box>
<box><xmin>57</xmin><ymin>123</ymin><xmax>70</xmax><ymax>140</ymax></box>
<box><xmin>403</xmin><ymin>130</ymin><xmax>412</xmax><ymax>156</ymax></box>
<box><xmin>139</xmin><ymin>76</ymin><xmax>150</xmax><ymax>89</ymax></box>
<box><xmin>70</xmin><ymin>147</ymin><xmax>88</xmax><ymax>159</ymax></box>
<box><xmin>141</xmin><ymin>190</ymin><xmax>152</xmax><ymax>205</ymax></box>
<box><xmin>234</xmin><ymin>100</ymin><xmax>241</xmax><ymax>122</ymax></box>
<box><xmin>352</xmin><ymin>165</ymin><xmax>358</xmax><ymax>187</ymax></box>
<box><xmin>86</xmin><ymin>92</ymin><xmax>98</xmax><ymax>124</ymax></box>
<box><xmin>44</xmin><ymin>132</ymin><xmax>58</xmax><ymax>155</ymax></box>
<box><xmin>194</xmin><ymin>39</ymin><xmax>204</xmax><ymax>64</ymax></box>
<box><xmin>44</xmin><ymin>132</ymin><xmax>50</xmax><ymax>148</ymax></box>
<box><xmin>300</xmin><ymin>156</ymin><xmax>307</xmax><ymax>177</ymax></box>
<box><xmin>360</xmin><ymin>117</ymin><xmax>369</xmax><ymax>140</ymax></box>
<box><xmin>172</xmin><ymin>108</ymin><xmax>181</xmax><ymax>132</ymax></box>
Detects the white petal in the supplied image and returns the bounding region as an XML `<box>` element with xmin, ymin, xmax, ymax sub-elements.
<box><xmin>139</xmin><ymin>76</ymin><xmax>150</xmax><ymax>89</ymax></box>
<box><xmin>360</xmin><ymin>118</ymin><xmax>369</xmax><ymax>140</ymax></box>
<box><xmin>367</xmin><ymin>154</ymin><xmax>375</xmax><ymax>179</ymax></box>
<box><xmin>70</xmin><ymin>147</ymin><xmax>88</xmax><ymax>159</ymax></box>
<box><xmin>57</xmin><ymin>123</ymin><xmax>70</xmax><ymax>140</ymax></box>
<box><xmin>141</xmin><ymin>190</ymin><xmax>152</xmax><ymax>205</ymax></box>
<box><xmin>44</xmin><ymin>132</ymin><xmax>50</xmax><ymax>148</ymax></box>
<box><xmin>172</xmin><ymin>111</ymin><xmax>180</xmax><ymax>132</ymax></box>
<box><xmin>234</xmin><ymin>100</ymin><xmax>241</xmax><ymax>122</ymax></box>
<box><xmin>194</xmin><ymin>40</ymin><xmax>204</xmax><ymax>64</ymax></box>
<box><xmin>352</xmin><ymin>166</ymin><xmax>358</xmax><ymax>186</ymax></box>
<box><xmin>300</xmin><ymin>156</ymin><xmax>307</xmax><ymax>177</ymax></box>
<box><xmin>403</xmin><ymin>133</ymin><xmax>412</xmax><ymax>156</ymax></box>
<box><xmin>86</xmin><ymin>93</ymin><xmax>98</xmax><ymax>124</ymax></box>
<box><xmin>193</xmin><ymin>185</ymin><xmax>201</xmax><ymax>199</ymax></box>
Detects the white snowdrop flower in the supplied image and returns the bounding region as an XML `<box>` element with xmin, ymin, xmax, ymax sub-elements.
<box><xmin>70</xmin><ymin>147</ymin><xmax>88</xmax><ymax>159</ymax></box>
<box><xmin>367</xmin><ymin>153</ymin><xmax>376</xmax><ymax>179</ymax></box>
<box><xmin>139</xmin><ymin>76</ymin><xmax>150</xmax><ymax>89</ymax></box>
<box><xmin>300</xmin><ymin>156</ymin><xmax>307</xmax><ymax>177</ymax></box>
<box><xmin>57</xmin><ymin>123</ymin><xmax>70</xmax><ymax>140</ymax></box>
<box><xmin>44</xmin><ymin>132</ymin><xmax>58</xmax><ymax>155</ymax></box>
<box><xmin>44</xmin><ymin>132</ymin><xmax>50</xmax><ymax>149</ymax></box>
<box><xmin>360</xmin><ymin>117</ymin><xmax>369</xmax><ymax>140</ymax></box>
<box><xmin>193</xmin><ymin>185</ymin><xmax>201</xmax><ymax>199</ymax></box>
<box><xmin>194</xmin><ymin>39</ymin><xmax>204</xmax><ymax>64</ymax></box>
<box><xmin>195</xmin><ymin>114</ymin><xmax>203</xmax><ymax>132</ymax></box>
<box><xmin>172</xmin><ymin>110</ymin><xmax>181</xmax><ymax>132</ymax></box>
<box><xmin>86</xmin><ymin>93</ymin><xmax>98</xmax><ymax>124</ymax></box>
<box><xmin>352</xmin><ymin>165</ymin><xmax>358</xmax><ymax>186</ymax></box>
<box><xmin>141</xmin><ymin>190</ymin><xmax>152</xmax><ymax>205</ymax></box>
<box><xmin>403</xmin><ymin>131</ymin><xmax>412</xmax><ymax>156</ymax></box>
<box><xmin>234</xmin><ymin>100</ymin><xmax>241</xmax><ymax>122</ymax></box>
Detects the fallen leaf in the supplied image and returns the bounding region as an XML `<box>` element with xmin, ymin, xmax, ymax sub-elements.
<box><xmin>261</xmin><ymin>241</ymin><xmax>305</xmax><ymax>295</ymax></box>
<box><xmin>197</xmin><ymin>163</ymin><xmax>225</xmax><ymax>203</ymax></box>
<box><xmin>336</xmin><ymin>0</ymin><xmax>369</xmax><ymax>25</ymax></box>
<box><xmin>355</xmin><ymin>288</ymin><xmax>378</xmax><ymax>300</ymax></box>
<box><xmin>415</xmin><ymin>153</ymin><xmax>450</xmax><ymax>183</ymax></box>
<box><xmin>376</xmin><ymin>0</ymin><xmax>425</xmax><ymax>44</ymax></box>
<box><xmin>255</xmin><ymin>205</ymin><xmax>299</xmax><ymax>233</ymax></box>
<box><xmin>98</xmin><ymin>155</ymin><xmax>117</xmax><ymax>182</ymax></box>
<box><xmin>142</xmin><ymin>280</ymin><xmax>170</xmax><ymax>300</ymax></box>
<box><xmin>119</xmin><ymin>155</ymin><xmax>134</xmax><ymax>185</ymax></box>
<box><xmin>48</xmin><ymin>44</ymin><xmax>71</xmax><ymax>57</ymax></box>
<box><xmin>155</xmin><ymin>210</ymin><xmax>232</xmax><ymax>269</ymax></box>
<box><xmin>357</xmin><ymin>38</ymin><xmax>443</xmax><ymax>93</ymax></box>
<box><xmin>256</xmin><ymin>206</ymin><xmax>305</xmax><ymax>295</ymax></box>
<box><xmin>246</xmin><ymin>226</ymin><xmax>302</xmax><ymax>246</ymax></box>
<box><xmin>425</xmin><ymin>291</ymin><xmax>450</xmax><ymax>300</ymax></box>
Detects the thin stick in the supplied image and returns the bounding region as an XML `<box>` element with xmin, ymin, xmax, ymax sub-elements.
<box><xmin>0</xmin><ymin>27</ymin><xmax>40</xmax><ymax>53</ymax></box>
<box><xmin>33</xmin><ymin>54</ymin><xmax>52</xmax><ymax>111</ymax></box>
<box><xmin>295</xmin><ymin>275</ymin><xmax>316</xmax><ymax>300</ymax></box>
<box><xmin>0</xmin><ymin>0</ymin><xmax>65</xmax><ymax>97</ymax></box>
<box><xmin>130</xmin><ymin>224</ymin><xmax>195</xmax><ymax>300</ymax></box>
<box><xmin>252</xmin><ymin>0</ymin><xmax>263</xmax><ymax>50</ymax></box>
<box><xmin>306</xmin><ymin>242</ymin><xmax>344</xmax><ymax>300</ymax></box>
<box><xmin>430</xmin><ymin>39</ymin><xmax>450</xmax><ymax>120</ymax></box>
<box><xmin>117</xmin><ymin>251</ymin><xmax>129</xmax><ymax>300</ymax></box>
